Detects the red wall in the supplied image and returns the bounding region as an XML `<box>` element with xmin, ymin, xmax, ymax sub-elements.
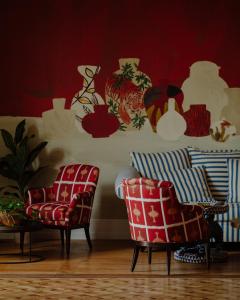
<box><xmin>1</xmin><ymin>0</ymin><xmax>240</xmax><ymax>116</ymax></box>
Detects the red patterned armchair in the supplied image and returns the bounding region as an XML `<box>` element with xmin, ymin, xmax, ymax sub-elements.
<box><xmin>25</xmin><ymin>164</ymin><xmax>99</xmax><ymax>257</ymax></box>
<box><xmin>122</xmin><ymin>178</ymin><xmax>210</xmax><ymax>274</ymax></box>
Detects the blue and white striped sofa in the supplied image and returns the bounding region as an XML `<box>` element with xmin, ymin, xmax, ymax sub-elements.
<box><xmin>115</xmin><ymin>147</ymin><xmax>240</xmax><ymax>242</ymax></box>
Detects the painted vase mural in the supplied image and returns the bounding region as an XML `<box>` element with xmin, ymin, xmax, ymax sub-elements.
<box><xmin>181</xmin><ymin>61</ymin><xmax>229</xmax><ymax>124</ymax></box>
<box><xmin>82</xmin><ymin>104</ymin><xmax>120</xmax><ymax>138</ymax></box>
<box><xmin>42</xmin><ymin>98</ymin><xmax>75</xmax><ymax>138</ymax></box>
<box><xmin>221</xmin><ymin>88</ymin><xmax>240</xmax><ymax>135</ymax></box>
<box><xmin>71</xmin><ymin>65</ymin><xmax>105</xmax><ymax>132</ymax></box>
<box><xmin>184</xmin><ymin>105</ymin><xmax>210</xmax><ymax>137</ymax></box>
<box><xmin>105</xmin><ymin>58</ymin><xmax>152</xmax><ymax>131</ymax></box>
<box><xmin>157</xmin><ymin>98</ymin><xmax>186</xmax><ymax>141</ymax></box>
<box><xmin>144</xmin><ymin>82</ymin><xmax>184</xmax><ymax>132</ymax></box>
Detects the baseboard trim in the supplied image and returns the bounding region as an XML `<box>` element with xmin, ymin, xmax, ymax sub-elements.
<box><xmin>72</xmin><ymin>219</ymin><xmax>130</xmax><ymax>240</ymax></box>
<box><xmin>13</xmin><ymin>219</ymin><xmax>130</xmax><ymax>242</ymax></box>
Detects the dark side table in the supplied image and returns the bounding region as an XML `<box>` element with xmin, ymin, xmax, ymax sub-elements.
<box><xmin>0</xmin><ymin>221</ymin><xmax>44</xmax><ymax>264</ymax></box>
<box><xmin>174</xmin><ymin>203</ymin><xmax>229</xmax><ymax>263</ymax></box>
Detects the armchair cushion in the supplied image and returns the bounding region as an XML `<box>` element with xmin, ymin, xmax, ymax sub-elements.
<box><xmin>26</xmin><ymin>201</ymin><xmax>69</xmax><ymax>224</ymax></box>
<box><xmin>26</xmin><ymin>191</ymin><xmax>94</xmax><ymax>227</ymax></box>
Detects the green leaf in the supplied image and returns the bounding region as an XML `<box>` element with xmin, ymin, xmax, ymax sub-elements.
<box><xmin>0</xmin><ymin>195</ymin><xmax>25</xmax><ymax>214</ymax></box>
<box><xmin>19</xmin><ymin>135</ymin><xmax>29</xmax><ymax>149</ymax></box>
<box><xmin>25</xmin><ymin>141</ymin><xmax>47</xmax><ymax>167</ymax></box>
<box><xmin>4</xmin><ymin>153</ymin><xmax>24</xmax><ymax>173</ymax></box>
<box><xmin>14</xmin><ymin>119</ymin><xmax>26</xmax><ymax>144</ymax></box>
<box><xmin>0</xmin><ymin>129</ymin><xmax>16</xmax><ymax>153</ymax></box>
<box><xmin>17</xmin><ymin>139</ymin><xmax>28</xmax><ymax>163</ymax></box>
<box><xmin>19</xmin><ymin>167</ymin><xmax>45</xmax><ymax>189</ymax></box>
<box><xmin>0</xmin><ymin>156</ymin><xmax>20</xmax><ymax>180</ymax></box>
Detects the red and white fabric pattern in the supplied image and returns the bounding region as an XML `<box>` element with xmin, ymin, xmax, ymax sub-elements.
<box><xmin>26</xmin><ymin>164</ymin><xmax>99</xmax><ymax>227</ymax></box>
<box><xmin>122</xmin><ymin>178</ymin><xmax>209</xmax><ymax>243</ymax></box>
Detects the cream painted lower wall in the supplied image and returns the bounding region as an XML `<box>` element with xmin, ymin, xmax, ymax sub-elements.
<box><xmin>31</xmin><ymin>219</ymin><xmax>130</xmax><ymax>241</ymax></box>
<box><xmin>8</xmin><ymin>219</ymin><xmax>130</xmax><ymax>244</ymax></box>
<box><xmin>0</xmin><ymin>116</ymin><xmax>240</xmax><ymax>240</ymax></box>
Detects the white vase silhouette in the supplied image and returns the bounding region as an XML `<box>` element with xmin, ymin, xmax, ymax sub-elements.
<box><xmin>182</xmin><ymin>61</ymin><xmax>229</xmax><ymax>125</ymax></box>
<box><xmin>157</xmin><ymin>98</ymin><xmax>186</xmax><ymax>140</ymax></box>
<box><xmin>71</xmin><ymin>65</ymin><xmax>105</xmax><ymax>132</ymax></box>
<box><xmin>42</xmin><ymin>98</ymin><xmax>75</xmax><ymax>138</ymax></box>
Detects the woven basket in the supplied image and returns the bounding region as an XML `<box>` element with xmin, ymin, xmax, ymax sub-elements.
<box><xmin>0</xmin><ymin>211</ymin><xmax>22</xmax><ymax>227</ymax></box>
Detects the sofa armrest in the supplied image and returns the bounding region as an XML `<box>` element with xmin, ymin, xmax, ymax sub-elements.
<box><xmin>115</xmin><ymin>166</ymin><xmax>141</xmax><ymax>199</ymax></box>
<box><xmin>26</xmin><ymin>187</ymin><xmax>55</xmax><ymax>206</ymax></box>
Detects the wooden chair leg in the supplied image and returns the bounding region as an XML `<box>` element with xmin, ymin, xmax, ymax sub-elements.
<box><xmin>131</xmin><ymin>244</ymin><xmax>140</xmax><ymax>272</ymax></box>
<box><xmin>20</xmin><ymin>231</ymin><xmax>25</xmax><ymax>255</ymax></box>
<box><xmin>166</xmin><ymin>244</ymin><xmax>171</xmax><ymax>276</ymax></box>
<box><xmin>204</xmin><ymin>242</ymin><xmax>211</xmax><ymax>270</ymax></box>
<box><xmin>148</xmin><ymin>246</ymin><xmax>152</xmax><ymax>265</ymax></box>
<box><xmin>65</xmin><ymin>228</ymin><xmax>71</xmax><ymax>258</ymax></box>
<box><xmin>84</xmin><ymin>225</ymin><xmax>92</xmax><ymax>249</ymax></box>
<box><xmin>60</xmin><ymin>229</ymin><xmax>65</xmax><ymax>251</ymax></box>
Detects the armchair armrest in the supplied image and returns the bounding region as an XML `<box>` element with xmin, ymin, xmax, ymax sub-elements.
<box><xmin>180</xmin><ymin>203</ymin><xmax>209</xmax><ymax>240</ymax></box>
<box><xmin>180</xmin><ymin>203</ymin><xmax>204</xmax><ymax>218</ymax></box>
<box><xmin>26</xmin><ymin>187</ymin><xmax>55</xmax><ymax>206</ymax></box>
<box><xmin>65</xmin><ymin>191</ymin><xmax>94</xmax><ymax>223</ymax></box>
<box><xmin>168</xmin><ymin>185</ymin><xmax>205</xmax><ymax>218</ymax></box>
<box><xmin>115</xmin><ymin>166</ymin><xmax>141</xmax><ymax>199</ymax></box>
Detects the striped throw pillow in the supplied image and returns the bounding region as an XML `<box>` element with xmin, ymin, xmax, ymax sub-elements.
<box><xmin>154</xmin><ymin>166</ymin><xmax>213</xmax><ymax>203</ymax></box>
<box><xmin>228</xmin><ymin>159</ymin><xmax>240</xmax><ymax>203</ymax></box>
<box><xmin>188</xmin><ymin>147</ymin><xmax>240</xmax><ymax>202</ymax></box>
<box><xmin>130</xmin><ymin>148</ymin><xmax>190</xmax><ymax>179</ymax></box>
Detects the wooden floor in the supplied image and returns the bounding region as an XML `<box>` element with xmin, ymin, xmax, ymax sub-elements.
<box><xmin>0</xmin><ymin>239</ymin><xmax>240</xmax><ymax>299</ymax></box>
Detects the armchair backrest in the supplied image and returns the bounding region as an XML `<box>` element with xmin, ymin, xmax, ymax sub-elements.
<box><xmin>122</xmin><ymin>177</ymin><xmax>186</xmax><ymax>243</ymax></box>
<box><xmin>53</xmin><ymin>164</ymin><xmax>99</xmax><ymax>202</ymax></box>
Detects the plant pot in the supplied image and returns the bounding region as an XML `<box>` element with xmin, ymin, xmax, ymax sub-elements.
<box><xmin>0</xmin><ymin>211</ymin><xmax>23</xmax><ymax>227</ymax></box>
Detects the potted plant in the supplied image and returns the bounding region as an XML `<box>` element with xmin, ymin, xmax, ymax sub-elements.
<box><xmin>0</xmin><ymin>195</ymin><xmax>26</xmax><ymax>227</ymax></box>
<box><xmin>0</xmin><ymin>119</ymin><xmax>47</xmax><ymax>226</ymax></box>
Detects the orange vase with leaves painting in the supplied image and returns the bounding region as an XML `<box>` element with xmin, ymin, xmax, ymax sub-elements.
<box><xmin>105</xmin><ymin>58</ymin><xmax>152</xmax><ymax>131</ymax></box>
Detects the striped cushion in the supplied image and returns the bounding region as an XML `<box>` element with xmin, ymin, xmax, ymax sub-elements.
<box><xmin>153</xmin><ymin>166</ymin><xmax>213</xmax><ymax>203</ymax></box>
<box><xmin>188</xmin><ymin>147</ymin><xmax>240</xmax><ymax>202</ymax></box>
<box><xmin>228</xmin><ymin>159</ymin><xmax>240</xmax><ymax>203</ymax></box>
<box><xmin>130</xmin><ymin>148</ymin><xmax>190</xmax><ymax>179</ymax></box>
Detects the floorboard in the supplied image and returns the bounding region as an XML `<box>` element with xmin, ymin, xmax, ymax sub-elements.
<box><xmin>0</xmin><ymin>239</ymin><xmax>240</xmax><ymax>299</ymax></box>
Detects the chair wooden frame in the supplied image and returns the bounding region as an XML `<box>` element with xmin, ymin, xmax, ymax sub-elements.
<box><xmin>131</xmin><ymin>240</ymin><xmax>211</xmax><ymax>275</ymax></box>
